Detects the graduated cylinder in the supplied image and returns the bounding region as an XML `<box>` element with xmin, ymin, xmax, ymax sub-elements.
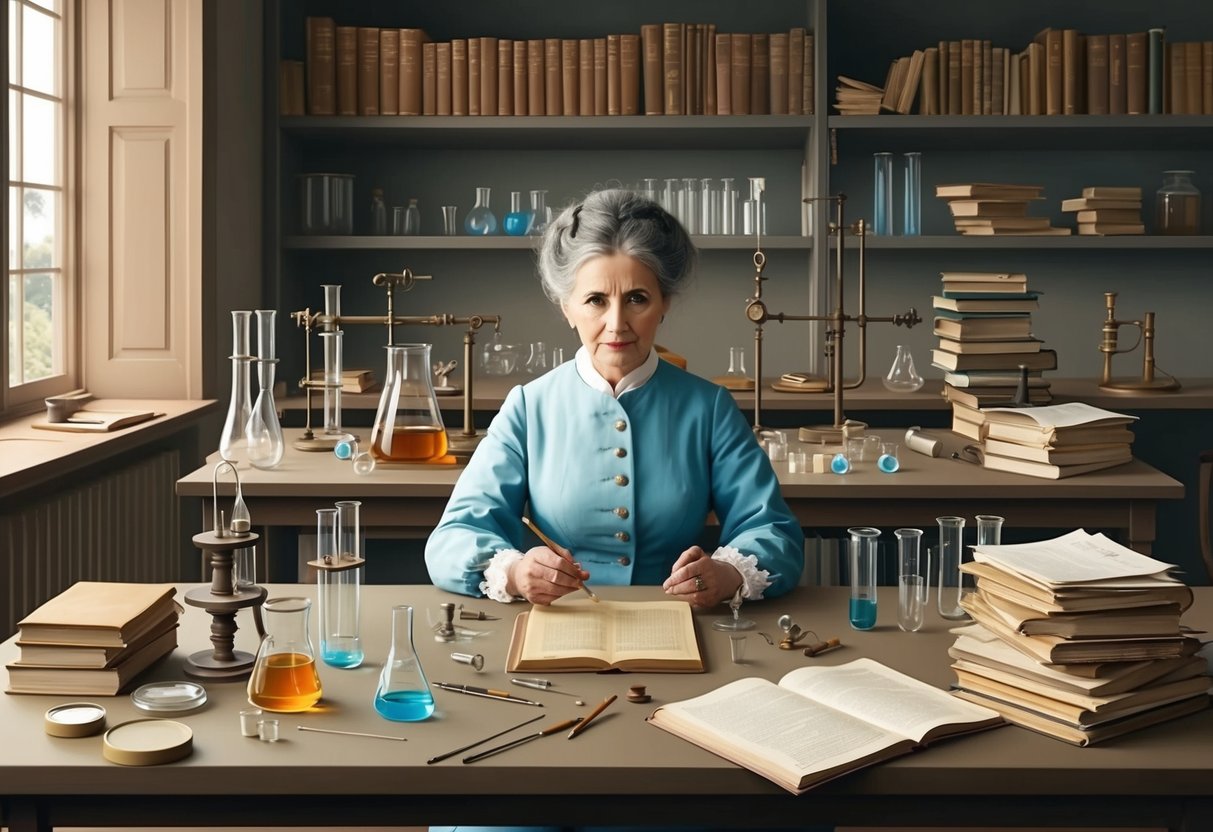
<box><xmin>311</xmin><ymin>501</ymin><xmax>365</xmax><ymax>669</ymax></box>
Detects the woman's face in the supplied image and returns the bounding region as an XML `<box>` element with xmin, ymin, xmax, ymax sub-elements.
<box><xmin>563</xmin><ymin>253</ymin><xmax>670</xmax><ymax>386</ymax></box>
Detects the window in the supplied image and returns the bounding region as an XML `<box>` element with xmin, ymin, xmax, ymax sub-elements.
<box><xmin>4</xmin><ymin>0</ymin><xmax>75</xmax><ymax>414</ymax></box>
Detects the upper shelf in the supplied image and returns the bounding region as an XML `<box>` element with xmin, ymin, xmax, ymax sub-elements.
<box><xmin>280</xmin><ymin>115</ymin><xmax>813</xmax><ymax>150</ymax></box>
<box><xmin>828</xmin><ymin>115</ymin><xmax>1213</xmax><ymax>152</ymax></box>
<box><xmin>839</xmin><ymin>235</ymin><xmax>1213</xmax><ymax>250</ymax></box>
<box><xmin>283</xmin><ymin>235</ymin><xmax>812</xmax><ymax>251</ymax></box>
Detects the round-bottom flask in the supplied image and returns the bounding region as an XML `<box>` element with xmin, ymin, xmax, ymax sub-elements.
<box><xmin>464</xmin><ymin>186</ymin><xmax>498</xmax><ymax>235</ymax></box>
<box><xmin>374</xmin><ymin>605</ymin><xmax>434</xmax><ymax>721</ymax></box>
<box><xmin>248</xmin><ymin>597</ymin><xmax>322</xmax><ymax>713</ymax></box>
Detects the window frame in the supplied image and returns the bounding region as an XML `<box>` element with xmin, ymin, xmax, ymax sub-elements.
<box><xmin>3</xmin><ymin>0</ymin><xmax>79</xmax><ymax>417</ymax></box>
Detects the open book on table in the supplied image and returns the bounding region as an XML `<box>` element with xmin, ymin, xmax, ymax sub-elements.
<box><xmin>506</xmin><ymin>598</ymin><xmax>703</xmax><ymax>673</ymax></box>
<box><xmin>647</xmin><ymin>657</ymin><xmax>1003</xmax><ymax>794</ymax></box>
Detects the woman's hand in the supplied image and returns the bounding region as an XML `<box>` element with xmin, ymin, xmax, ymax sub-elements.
<box><xmin>507</xmin><ymin>544</ymin><xmax>591</xmax><ymax>605</ymax></box>
<box><xmin>662</xmin><ymin>546</ymin><xmax>743</xmax><ymax>609</ymax></box>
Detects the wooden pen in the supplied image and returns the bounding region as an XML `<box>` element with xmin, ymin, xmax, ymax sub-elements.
<box><xmin>567</xmin><ymin>694</ymin><xmax>617</xmax><ymax>739</ymax></box>
<box><xmin>522</xmin><ymin>516</ymin><xmax>600</xmax><ymax>603</ymax></box>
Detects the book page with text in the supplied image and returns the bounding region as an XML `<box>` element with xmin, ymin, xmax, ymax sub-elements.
<box><xmin>983</xmin><ymin>402</ymin><xmax>1137</xmax><ymax>428</ymax></box>
<box><xmin>972</xmin><ymin>529</ymin><xmax>1176</xmax><ymax>585</ymax></box>
<box><xmin>521</xmin><ymin>600</ymin><xmax>696</xmax><ymax>662</ymax></box>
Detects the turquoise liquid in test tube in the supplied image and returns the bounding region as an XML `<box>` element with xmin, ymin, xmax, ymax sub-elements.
<box><xmin>872</xmin><ymin>152</ymin><xmax>893</xmax><ymax>235</ymax></box>
<box><xmin>848</xmin><ymin>527</ymin><xmax>880</xmax><ymax>630</ymax></box>
<box><xmin>317</xmin><ymin>501</ymin><xmax>365</xmax><ymax>668</ymax></box>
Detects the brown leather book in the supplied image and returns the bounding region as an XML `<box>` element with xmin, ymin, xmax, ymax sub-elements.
<box><xmin>960</xmin><ymin>39</ymin><xmax>974</xmax><ymax>115</ymax></box>
<box><xmin>804</xmin><ymin>33</ymin><xmax>814</xmax><ymax>115</ymax></box>
<box><xmin>306</xmin><ymin>16</ymin><xmax>336</xmax><ymax>116</ymax></box>
<box><xmin>948</xmin><ymin>40</ymin><xmax>962</xmax><ymax>115</ymax></box>
<box><xmin>513</xmin><ymin>39</ymin><xmax>528</xmax><ymax>116</ymax></box>
<box><xmin>768</xmin><ymin>32</ymin><xmax>789</xmax><ymax>115</ymax></box>
<box><xmin>729</xmin><ymin>33</ymin><xmax>750</xmax><ymax>115</ymax></box>
<box><xmin>664</xmin><ymin>24</ymin><xmax>684</xmax><ymax>114</ymax></box>
<box><xmin>1185</xmin><ymin>42</ymin><xmax>1202</xmax><ymax>116</ymax></box>
<box><xmin>335</xmin><ymin>25</ymin><xmax>357</xmax><ymax>115</ymax></box>
<box><xmin>1108</xmin><ymin>34</ymin><xmax>1126</xmax><ymax>115</ymax></box>
<box><xmin>990</xmin><ymin>46</ymin><xmax>1003</xmax><ymax>114</ymax></box>
<box><xmin>705</xmin><ymin>24</ymin><xmax>717</xmax><ymax>116</ymax></box>
<box><xmin>379</xmin><ymin>29</ymin><xmax>399</xmax><ymax>116</ymax></box>
<box><xmin>788</xmin><ymin>28</ymin><xmax>805</xmax><ymax>115</ymax></box>
<box><xmin>620</xmin><ymin>34</ymin><xmax>640</xmax><ymax>115</ymax></box>
<box><xmin>422</xmin><ymin>41</ymin><xmax>437</xmax><ymax>115</ymax></box>
<box><xmin>685</xmin><ymin>24</ymin><xmax>698</xmax><ymax>115</ymax></box>
<box><xmin>1036</xmin><ymin>28</ymin><xmax>1062</xmax><ymax>115</ymax></box>
<box><xmin>452</xmin><ymin>39</ymin><xmax>468</xmax><ymax>115</ymax></box>
<box><xmin>467</xmin><ymin>37</ymin><xmax>481</xmax><ymax>115</ymax></box>
<box><xmin>1062</xmin><ymin>29</ymin><xmax>1081</xmax><ymax>114</ymax></box>
<box><xmin>715</xmin><ymin>33</ymin><xmax>731</xmax><ymax>114</ymax></box>
<box><xmin>937</xmin><ymin>40</ymin><xmax>949</xmax><ymax>114</ymax></box>
<box><xmin>1028</xmin><ymin>41</ymin><xmax>1044</xmax><ymax>115</ymax></box>
<box><xmin>1168</xmin><ymin>41</ymin><xmax>1185</xmax><ymax>114</ymax></box>
<box><xmin>357</xmin><ymin>27</ymin><xmax>380</xmax><ymax>116</ymax></box>
<box><xmin>562</xmin><ymin>39</ymin><xmax>580</xmax><ymax>116</ymax></box>
<box><xmin>481</xmin><ymin>37</ymin><xmax>498</xmax><ymax>117</ymax></box>
<box><xmin>1086</xmin><ymin>34</ymin><xmax>1109</xmax><ymax>115</ymax></box>
<box><xmin>593</xmin><ymin>38</ymin><xmax>607</xmax><ymax>115</ymax></box>
<box><xmin>436</xmin><ymin>42</ymin><xmax>452</xmax><ymax>116</ymax></box>
<box><xmin>498</xmin><ymin>39</ymin><xmax>513</xmax><ymax>115</ymax></box>
<box><xmin>972</xmin><ymin>39</ymin><xmax>982</xmax><ymax>114</ymax></box>
<box><xmin>607</xmin><ymin>34</ymin><xmax>621</xmax><ymax>115</ymax></box>
<box><xmin>1204</xmin><ymin>42</ymin><xmax>1213</xmax><ymax>115</ymax></box>
<box><xmin>640</xmin><ymin>24</ymin><xmax>663</xmax><ymax>115</ymax></box>
<box><xmin>527</xmin><ymin>40</ymin><xmax>545</xmax><ymax>116</ymax></box>
<box><xmin>921</xmin><ymin>47</ymin><xmax>939</xmax><ymax>115</ymax></box>
<box><xmin>1126</xmin><ymin>32</ymin><xmax>1147</xmax><ymax>114</ymax></box>
<box><xmin>545</xmin><ymin>38</ymin><xmax>561</xmax><ymax>115</ymax></box>
<box><xmin>279</xmin><ymin>60</ymin><xmax>305</xmax><ymax>116</ymax></box>
<box><xmin>750</xmin><ymin>33</ymin><xmax>769</xmax><ymax>114</ymax></box>
<box><xmin>579</xmin><ymin>38</ymin><xmax>594</xmax><ymax>115</ymax></box>
<box><xmin>982</xmin><ymin>39</ymin><xmax>992</xmax><ymax>114</ymax></box>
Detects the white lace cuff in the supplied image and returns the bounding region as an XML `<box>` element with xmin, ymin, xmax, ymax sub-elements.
<box><xmin>479</xmin><ymin>549</ymin><xmax>525</xmax><ymax>603</ymax></box>
<box><xmin>711</xmin><ymin>545</ymin><xmax>772</xmax><ymax>600</ymax></box>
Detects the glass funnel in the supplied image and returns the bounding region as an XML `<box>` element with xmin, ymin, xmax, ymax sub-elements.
<box><xmin>247</xmin><ymin>597</ymin><xmax>322</xmax><ymax>713</ymax></box>
<box><xmin>883</xmin><ymin>344</ymin><xmax>924</xmax><ymax>392</ymax></box>
<box><xmin>370</xmin><ymin>344</ymin><xmax>449</xmax><ymax>462</ymax></box>
<box><xmin>218</xmin><ymin>311</ymin><xmax>253</xmax><ymax>465</ymax></box>
<box><xmin>246</xmin><ymin>310</ymin><xmax>285</xmax><ymax>470</ymax></box>
<box><xmin>374</xmin><ymin>604</ymin><xmax>435</xmax><ymax>722</ymax></box>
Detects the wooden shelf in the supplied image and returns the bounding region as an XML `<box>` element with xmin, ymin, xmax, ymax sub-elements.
<box><xmin>829</xmin><ymin>235</ymin><xmax>1213</xmax><ymax>250</ymax></box>
<box><xmin>283</xmin><ymin>235</ymin><xmax>812</xmax><ymax>251</ymax></box>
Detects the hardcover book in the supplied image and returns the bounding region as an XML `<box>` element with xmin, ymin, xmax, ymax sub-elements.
<box><xmin>17</xmin><ymin>582</ymin><xmax>178</xmax><ymax>647</ymax></box>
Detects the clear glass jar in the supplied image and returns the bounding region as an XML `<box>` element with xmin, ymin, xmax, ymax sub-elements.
<box><xmin>403</xmin><ymin>198</ymin><xmax>421</xmax><ymax>235</ymax></box>
<box><xmin>464</xmin><ymin>186</ymin><xmax>498</xmax><ymax>235</ymax></box>
<box><xmin>1155</xmin><ymin>170</ymin><xmax>1201</xmax><ymax>235</ymax></box>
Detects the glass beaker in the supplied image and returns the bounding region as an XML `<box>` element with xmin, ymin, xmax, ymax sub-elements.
<box><xmin>1155</xmin><ymin>170</ymin><xmax>1201</xmax><ymax>235</ymax></box>
<box><xmin>248</xmin><ymin>597</ymin><xmax>322</xmax><ymax>713</ymax></box>
<box><xmin>246</xmin><ymin>310</ymin><xmax>285</xmax><ymax>470</ymax></box>
<box><xmin>936</xmin><ymin>516</ymin><xmax>969</xmax><ymax>620</ymax></box>
<box><xmin>895</xmin><ymin>528</ymin><xmax>926</xmax><ymax>633</ymax></box>
<box><xmin>441</xmin><ymin>205</ymin><xmax>459</xmax><ymax>236</ymax></box>
<box><xmin>503</xmin><ymin>190</ymin><xmax>535</xmax><ymax>236</ymax></box>
<box><xmin>848</xmin><ymin>527</ymin><xmax>880</xmax><ymax>630</ymax></box>
<box><xmin>721</xmin><ymin>177</ymin><xmax>738</xmax><ymax>234</ymax></box>
<box><xmin>218</xmin><ymin>310</ymin><xmax>253</xmax><ymax>465</ymax></box>
<box><xmin>976</xmin><ymin>514</ymin><xmax>1004</xmax><ymax>547</ymax></box>
<box><xmin>391</xmin><ymin>206</ymin><xmax>407</xmax><ymax>235</ymax></box>
<box><xmin>374</xmin><ymin>604</ymin><xmax>435</xmax><ymax>722</ymax></box>
<box><xmin>370</xmin><ymin>344</ymin><xmax>449</xmax><ymax>462</ymax></box>
<box><xmin>903</xmin><ymin>152</ymin><xmax>922</xmax><ymax>236</ymax></box>
<box><xmin>872</xmin><ymin>152</ymin><xmax>893</xmax><ymax>235</ymax></box>
<box><xmin>464</xmin><ymin>186</ymin><xmax>498</xmax><ymax>235</ymax></box>
<box><xmin>529</xmin><ymin>189</ymin><xmax>551</xmax><ymax>235</ymax></box>
<box><xmin>403</xmin><ymin>198</ymin><xmax>421</xmax><ymax>235</ymax></box>
<box><xmin>316</xmin><ymin>504</ymin><xmax>364</xmax><ymax>669</ymax></box>
<box><xmin>883</xmin><ymin>344</ymin><xmax>924</xmax><ymax>392</ymax></box>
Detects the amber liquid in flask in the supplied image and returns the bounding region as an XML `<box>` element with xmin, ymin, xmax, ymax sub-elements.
<box><xmin>371</xmin><ymin>425</ymin><xmax>448</xmax><ymax>462</ymax></box>
<box><xmin>370</xmin><ymin>344</ymin><xmax>449</xmax><ymax>462</ymax></box>
<box><xmin>248</xmin><ymin>597</ymin><xmax>322</xmax><ymax>712</ymax></box>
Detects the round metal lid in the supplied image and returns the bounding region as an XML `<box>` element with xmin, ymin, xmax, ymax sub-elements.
<box><xmin>44</xmin><ymin>702</ymin><xmax>107</xmax><ymax>738</ymax></box>
<box><xmin>102</xmin><ymin>719</ymin><xmax>193</xmax><ymax>766</ymax></box>
<box><xmin>130</xmin><ymin>680</ymin><xmax>208</xmax><ymax>714</ymax></box>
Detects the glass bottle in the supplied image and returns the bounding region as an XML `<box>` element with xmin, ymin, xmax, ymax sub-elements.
<box><xmin>640</xmin><ymin>177</ymin><xmax>658</xmax><ymax>202</ymax></box>
<box><xmin>246</xmin><ymin>310</ymin><xmax>285</xmax><ymax>470</ymax></box>
<box><xmin>976</xmin><ymin>514</ymin><xmax>1004</xmax><ymax>547</ymax></box>
<box><xmin>370</xmin><ymin>187</ymin><xmax>388</xmax><ymax>235</ymax></box>
<box><xmin>661</xmin><ymin>178</ymin><xmax>681</xmax><ymax>218</ymax></box>
<box><xmin>1155</xmin><ymin>170</ymin><xmax>1201</xmax><ymax>235</ymax></box>
<box><xmin>529</xmin><ymin>189</ymin><xmax>551</xmax><ymax>234</ymax></box>
<box><xmin>742</xmin><ymin>176</ymin><xmax>766</xmax><ymax>235</ymax></box>
<box><xmin>464</xmin><ymin>186</ymin><xmax>498</xmax><ymax>235</ymax></box>
<box><xmin>248</xmin><ymin>596</ymin><xmax>322</xmax><ymax>713</ymax></box>
<box><xmin>873</xmin><ymin>152</ymin><xmax>893</xmax><ymax>235</ymax></box>
<box><xmin>681</xmin><ymin>177</ymin><xmax>700</xmax><ymax>234</ymax></box>
<box><xmin>895</xmin><ymin>528</ymin><xmax>925</xmax><ymax>633</ymax></box>
<box><xmin>403</xmin><ymin>198</ymin><xmax>421</xmax><ymax>235</ymax></box>
<box><xmin>903</xmin><ymin>152</ymin><xmax>922</xmax><ymax>236</ymax></box>
<box><xmin>701</xmin><ymin>178</ymin><xmax>719</xmax><ymax>235</ymax></box>
<box><xmin>721</xmin><ymin>177</ymin><xmax>737</xmax><ymax>235</ymax></box>
<box><xmin>374</xmin><ymin>604</ymin><xmax>435</xmax><ymax>721</ymax></box>
<box><xmin>315</xmin><ymin>503</ymin><xmax>364</xmax><ymax>669</ymax></box>
<box><xmin>503</xmin><ymin>190</ymin><xmax>535</xmax><ymax>236</ymax></box>
<box><xmin>883</xmin><ymin>344</ymin><xmax>925</xmax><ymax>392</ymax></box>
<box><xmin>218</xmin><ymin>310</ymin><xmax>253</xmax><ymax>465</ymax></box>
<box><xmin>848</xmin><ymin>527</ymin><xmax>880</xmax><ymax>630</ymax></box>
<box><xmin>936</xmin><ymin>516</ymin><xmax>969</xmax><ymax>621</ymax></box>
<box><xmin>370</xmin><ymin>344</ymin><xmax>449</xmax><ymax>462</ymax></box>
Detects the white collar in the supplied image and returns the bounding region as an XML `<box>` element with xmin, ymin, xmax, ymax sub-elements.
<box><xmin>574</xmin><ymin>346</ymin><xmax>659</xmax><ymax>398</ymax></box>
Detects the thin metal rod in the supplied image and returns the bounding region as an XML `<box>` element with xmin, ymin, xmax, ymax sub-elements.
<box><xmin>296</xmin><ymin>725</ymin><xmax>407</xmax><ymax>742</ymax></box>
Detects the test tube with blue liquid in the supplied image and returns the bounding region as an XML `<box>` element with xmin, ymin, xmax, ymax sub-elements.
<box><xmin>872</xmin><ymin>152</ymin><xmax>893</xmax><ymax>235</ymax></box>
<box><xmin>848</xmin><ymin>527</ymin><xmax>880</xmax><ymax>630</ymax></box>
<box><xmin>316</xmin><ymin>501</ymin><xmax>365</xmax><ymax>669</ymax></box>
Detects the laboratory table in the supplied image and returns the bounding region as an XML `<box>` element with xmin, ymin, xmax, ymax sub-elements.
<box><xmin>1</xmin><ymin>584</ymin><xmax>1211</xmax><ymax>832</ymax></box>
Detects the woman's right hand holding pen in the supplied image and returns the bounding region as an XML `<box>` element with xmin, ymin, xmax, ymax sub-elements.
<box><xmin>508</xmin><ymin>544</ymin><xmax>591</xmax><ymax>605</ymax></box>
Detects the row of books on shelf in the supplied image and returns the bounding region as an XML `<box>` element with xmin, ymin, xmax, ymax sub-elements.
<box><xmin>935</xmin><ymin>183</ymin><xmax>1146</xmax><ymax>237</ymax></box>
<box><xmin>842</xmin><ymin>30</ymin><xmax>1213</xmax><ymax>117</ymax></box>
<box><xmin>6</xmin><ymin>582</ymin><xmax>179</xmax><ymax>695</ymax></box>
<box><xmin>948</xmin><ymin>529</ymin><xmax>1208</xmax><ymax>746</ymax></box>
<box><xmin>291</xmin><ymin>19</ymin><xmax>815</xmax><ymax>118</ymax></box>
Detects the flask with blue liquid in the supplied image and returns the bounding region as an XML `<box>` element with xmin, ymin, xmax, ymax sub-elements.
<box><xmin>374</xmin><ymin>604</ymin><xmax>435</xmax><ymax>721</ymax></box>
<box><xmin>848</xmin><ymin>527</ymin><xmax>880</xmax><ymax>630</ymax></box>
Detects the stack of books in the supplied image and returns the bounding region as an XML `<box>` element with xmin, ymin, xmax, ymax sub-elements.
<box><xmin>309</xmin><ymin>367</ymin><xmax>377</xmax><ymax>394</ymax></box>
<box><xmin>936</xmin><ymin>183</ymin><xmax>1071</xmax><ymax>236</ymax></box>
<box><xmin>949</xmin><ymin>529</ymin><xmax>1209</xmax><ymax>746</ymax></box>
<box><xmin>833</xmin><ymin>75</ymin><xmax>884</xmax><ymax>115</ymax></box>
<box><xmin>5</xmin><ymin>582</ymin><xmax>179</xmax><ymax>695</ymax></box>
<box><xmin>1062</xmin><ymin>187</ymin><xmax>1145</xmax><ymax>235</ymax></box>
<box><xmin>979</xmin><ymin>402</ymin><xmax>1137</xmax><ymax>479</ymax></box>
<box><xmin>931</xmin><ymin>272</ymin><xmax>1055</xmax><ymax>440</ymax></box>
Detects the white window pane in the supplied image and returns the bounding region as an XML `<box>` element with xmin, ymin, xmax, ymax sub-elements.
<box><xmin>7</xmin><ymin>89</ymin><xmax>17</xmax><ymax>181</ymax></box>
<box><xmin>7</xmin><ymin>1</ymin><xmax>17</xmax><ymax>86</ymax></box>
<box><xmin>21</xmin><ymin>272</ymin><xmax>58</xmax><ymax>382</ymax></box>
<box><xmin>8</xmin><ymin>274</ymin><xmax>21</xmax><ymax>385</ymax></box>
<box><xmin>22</xmin><ymin>6</ymin><xmax>58</xmax><ymax>96</ymax></box>
<box><xmin>22</xmin><ymin>93</ymin><xmax>57</xmax><ymax>185</ymax></box>
<box><xmin>7</xmin><ymin>187</ymin><xmax>18</xmax><ymax>269</ymax></box>
<box><xmin>27</xmin><ymin>0</ymin><xmax>58</xmax><ymax>12</ymax></box>
<box><xmin>23</xmin><ymin>187</ymin><xmax>58</xmax><ymax>270</ymax></box>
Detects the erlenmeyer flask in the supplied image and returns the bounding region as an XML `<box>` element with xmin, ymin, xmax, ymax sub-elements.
<box><xmin>247</xmin><ymin>310</ymin><xmax>285</xmax><ymax>469</ymax></box>
<box><xmin>248</xmin><ymin>597</ymin><xmax>322</xmax><ymax>713</ymax></box>
<box><xmin>218</xmin><ymin>311</ymin><xmax>253</xmax><ymax>465</ymax></box>
<box><xmin>374</xmin><ymin>604</ymin><xmax>435</xmax><ymax>721</ymax></box>
<box><xmin>464</xmin><ymin>186</ymin><xmax>498</xmax><ymax>235</ymax></box>
<box><xmin>370</xmin><ymin>344</ymin><xmax>449</xmax><ymax>462</ymax></box>
<box><xmin>883</xmin><ymin>344</ymin><xmax>925</xmax><ymax>392</ymax></box>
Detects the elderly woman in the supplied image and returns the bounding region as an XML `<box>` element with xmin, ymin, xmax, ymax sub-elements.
<box><xmin>424</xmin><ymin>189</ymin><xmax>803</xmax><ymax>607</ymax></box>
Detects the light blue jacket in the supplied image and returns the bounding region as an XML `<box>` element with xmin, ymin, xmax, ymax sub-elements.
<box><xmin>424</xmin><ymin>359</ymin><xmax>804</xmax><ymax>597</ymax></box>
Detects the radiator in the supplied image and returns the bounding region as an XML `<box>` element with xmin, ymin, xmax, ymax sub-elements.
<box><xmin>0</xmin><ymin>449</ymin><xmax>180</xmax><ymax>638</ymax></box>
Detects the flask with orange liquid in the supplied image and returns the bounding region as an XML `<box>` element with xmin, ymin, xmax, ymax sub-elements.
<box><xmin>370</xmin><ymin>344</ymin><xmax>449</xmax><ymax>462</ymax></box>
<box><xmin>248</xmin><ymin>596</ymin><xmax>322</xmax><ymax>712</ymax></box>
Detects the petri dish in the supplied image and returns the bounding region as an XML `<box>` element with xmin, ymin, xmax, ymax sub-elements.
<box><xmin>131</xmin><ymin>681</ymin><xmax>208</xmax><ymax>714</ymax></box>
<box><xmin>44</xmin><ymin>702</ymin><xmax>107</xmax><ymax>738</ymax></box>
<box><xmin>103</xmin><ymin>719</ymin><xmax>193</xmax><ymax>766</ymax></box>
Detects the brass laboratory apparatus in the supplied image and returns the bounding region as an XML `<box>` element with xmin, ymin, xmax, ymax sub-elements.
<box><xmin>1098</xmin><ymin>291</ymin><xmax>1181</xmax><ymax>393</ymax></box>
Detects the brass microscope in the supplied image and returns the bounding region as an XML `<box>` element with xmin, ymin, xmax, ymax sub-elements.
<box><xmin>1098</xmin><ymin>291</ymin><xmax>1180</xmax><ymax>393</ymax></box>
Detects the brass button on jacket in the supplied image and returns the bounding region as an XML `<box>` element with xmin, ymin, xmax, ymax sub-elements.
<box><xmin>615</xmin><ymin>531</ymin><xmax>630</xmax><ymax>542</ymax></box>
<box><xmin>614</xmin><ymin>507</ymin><xmax>629</xmax><ymax>519</ymax></box>
<box><xmin>614</xmin><ymin>447</ymin><xmax>627</xmax><ymax>458</ymax></box>
<box><xmin>614</xmin><ymin>419</ymin><xmax>627</xmax><ymax>432</ymax></box>
<box><xmin>617</xmin><ymin>556</ymin><xmax>632</xmax><ymax>566</ymax></box>
<box><xmin>614</xmin><ymin>474</ymin><xmax>629</xmax><ymax>486</ymax></box>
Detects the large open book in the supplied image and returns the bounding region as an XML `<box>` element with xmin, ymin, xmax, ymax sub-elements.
<box><xmin>506</xmin><ymin>599</ymin><xmax>703</xmax><ymax>673</ymax></box>
<box><xmin>647</xmin><ymin>658</ymin><xmax>1003</xmax><ymax>794</ymax></box>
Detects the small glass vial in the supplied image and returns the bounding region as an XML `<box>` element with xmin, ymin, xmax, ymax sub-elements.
<box><xmin>721</xmin><ymin>178</ymin><xmax>738</xmax><ymax>234</ymax></box>
<box><xmin>883</xmin><ymin>345</ymin><xmax>924</xmax><ymax>392</ymax></box>
<box><xmin>681</xmin><ymin>177</ymin><xmax>700</xmax><ymax>234</ymax></box>
<box><xmin>848</xmin><ymin>527</ymin><xmax>880</xmax><ymax>630</ymax></box>
<box><xmin>700</xmin><ymin>178</ymin><xmax>719</xmax><ymax>235</ymax></box>
<box><xmin>503</xmin><ymin>190</ymin><xmax>535</xmax><ymax>236</ymax></box>
<box><xmin>1155</xmin><ymin>170</ymin><xmax>1201</xmax><ymax>235</ymax></box>
<box><xmin>374</xmin><ymin>605</ymin><xmax>435</xmax><ymax>722</ymax></box>
<box><xmin>936</xmin><ymin>516</ymin><xmax>969</xmax><ymax>621</ymax></box>
<box><xmin>872</xmin><ymin>152</ymin><xmax>893</xmax><ymax>235</ymax></box>
<box><xmin>895</xmin><ymin>528</ymin><xmax>926</xmax><ymax>633</ymax></box>
<box><xmin>370</xmin><ymin>187</ymin><xmax>388</xmax><ymax>235</ymax></box>
<box><xmin>403</xmin><ymin>198</ymin><xmax>421</xmax><ymax>235</ymax></box>
<box><xmin>464</xmin><ymin>186</ymin><xmax>498</xmax><ymax>235</ymax></box>
<box><xmin>661</xmin><ymin>178</ymin><xmax>681</xmax><ymax>217</ymax></box>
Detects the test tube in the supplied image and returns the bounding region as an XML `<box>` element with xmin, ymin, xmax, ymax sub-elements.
<box><xmin>936</xmin><ymin>516</ymin><xmax>968</xmax><ymax>620</ymax></box>
<box><xmin>255</xmin><ymin>309</ymin><xmax>276</xmax><ymax>361</ymax></box>
<box><xmin>319</xmin><ymin>331</ymin><xmax>343</xmax><ymax>437</ymax></box>
<box><xmin>895</xmin><ymin>528</ymin><xmax>925</xmax><ymax>632</ymax></box>
<box><xmin>848</xmin><ymin>527</ymin><xmax>880</xmax><ymax>630</ymax></box>
<box><xmin>976</xmin><ymin>514</ymin><xmax>1004</xmax><ymax>547</ymax></box>
<box><xmin>316</xmin><ymin>502</ymin><xmax>365</xmax><ymax>669</ymax></box>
